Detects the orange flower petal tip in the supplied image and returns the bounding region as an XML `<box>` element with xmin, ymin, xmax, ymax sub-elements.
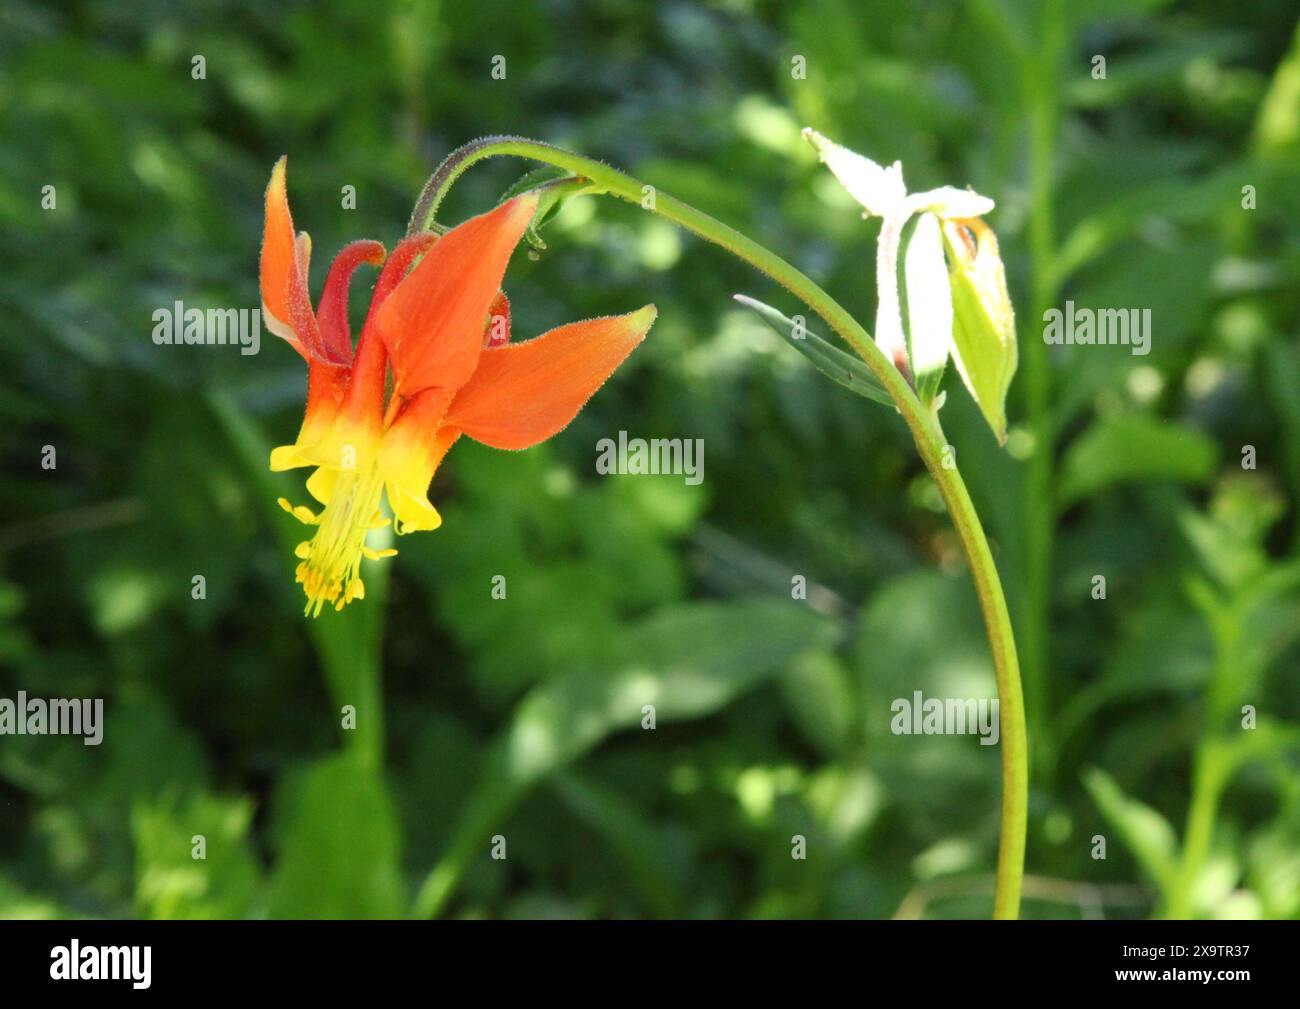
<box><xmin>626</xmin><ymin>304</ymin><xmax>657</xmax><ymax>329</ymax></box>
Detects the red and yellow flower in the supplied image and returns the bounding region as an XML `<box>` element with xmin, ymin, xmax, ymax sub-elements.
<box><xmin>260</xmin><ymin>157</ymin><xmax>655</xmax><ymax>616</ymax></box>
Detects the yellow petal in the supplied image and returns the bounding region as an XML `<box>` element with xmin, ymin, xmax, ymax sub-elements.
<box><xmin>306</xmin><ymin>466</ymin><xmax>339</xmax><ymax>506</ymax></box>
<box><xmin>385</xmin><ymin>481</ymin><xmax>442</xmax><ymax>535</ymax></box>
<box><xmin>271</xmin><ymin>443</ymin><xmax>312</xmax><ymax>471</ymax></box>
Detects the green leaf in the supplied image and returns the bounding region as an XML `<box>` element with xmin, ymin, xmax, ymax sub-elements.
<box><xmin>0</xmin><ymin>875</ymin><xmax>69</xmax><ymax>920</ymax></box>
<box><xmin>781</xmin><ymin>651</ymin><xmax>856</xmax><ymax>757</ymax></box>
<box><xmin>1181</xmin><ymin>479</ymin><xmax>1296</xmax><ymax>598</ymax></box>
<box><xmin>1083</xmin><ymin>767</ymin><xmax>1178</xmax><ymax>890</ymax></box>
<box><xmin>1254</xmin><ymin>21</ymin><xmax>1300</xmax><ymax>157</ymax></box>
<box><xmin>498</xmin><ymin>167</ymin><xmax>601</xmax><ymax>250</ymax></box>
<box><xmin>133</xmin><ymin>791</ymin><xmax>261</xmax><ymax>919</ymax></box>
<box><xmin>1058</xmin><ymin>415</ymin><xmax>1219</xmax><ymax>509</ymax></box>
<box><xmin>1053</xmin><ymin>168</ymin><xmax>1248</xmax><ymax>282</ymax></box>
<box><xmin>734</xmin><ymin>294</ymin><xmax>893</xmax><ymax>407</ymax></box>
<box><xmin>498</xmin><ymin>165</ymin><xmax>574</xmax><ymax>202</ymax></box>
<box><xmin>1068</xmin><ymin>0</ymin><xmax>1177</xmax><ymax>20</ymax></box>
<box><xmin>269</xmin><ymin>753</ymin><xmax>404</xmax><ymax>919</ymax></box>
<box><xmin>414</xmin><ymin>598</ymin><xmax>837</xmax><ymax>917</ymax></box>
<box><xmin>1264</xmin><ymin>344</ymin><xmax>1300</xmax><ymax>494</ymax></box>
<box><xmin>548</xmin><ymin>771</ymin><xmax>684</xmax><ymax>917</ymax></box>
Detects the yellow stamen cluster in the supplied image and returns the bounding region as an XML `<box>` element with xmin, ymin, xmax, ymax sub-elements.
<box><xmin>277</xmin><ymin>465</ymin><xmax>396</xmax><ymax>617</ymax></box>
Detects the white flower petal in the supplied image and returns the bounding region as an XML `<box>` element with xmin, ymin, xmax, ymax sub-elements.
<box><xmin>803</xmin><ymin>128</ymin><xmax>906</xmax><ymax>218</ymax></box>
<box><xmin>903</xmin><ymin>212</ymin><xmax>953</xmax><ymax>404</ymax></box>
<box><xmin>907</xmin><ymin>186</ymin><xmax>995</xmax><ymax>220</ymax></box>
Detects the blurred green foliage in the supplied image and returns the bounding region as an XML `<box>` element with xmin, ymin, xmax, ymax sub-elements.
<box><xmin>1</xmin><ymin>0</ymin><xmax>1298</xmax><ymax>919</ymax></box>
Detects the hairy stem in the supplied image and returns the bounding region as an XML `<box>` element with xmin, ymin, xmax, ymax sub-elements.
<box><xmin>411</xmin><ymin>136</ymin><xmax>1028</xmax><ymax>919</ymax></box>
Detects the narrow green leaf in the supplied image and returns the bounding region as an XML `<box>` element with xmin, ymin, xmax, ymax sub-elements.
<box><xmin>549</xmin><ymin>771</ymin><xmax>683</xmax><ymax>917</ymax></box>
<box><xmin>734</xmin><ymin>294</ymin><xmax>893</xmax><ymax>407</ymax></box>
<box><xmin>1058</xmin><ymin>415</ymin><xmax>1219</xmax><ymax>509</ymax></box>
<box><xmin>1084</xmin><ymin>767</ymin><xmax>1178</xmax><ymax>891</ymax></box>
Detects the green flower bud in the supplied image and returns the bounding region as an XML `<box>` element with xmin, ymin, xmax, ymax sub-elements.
<box><xmin>941</xmin><ymin>218</ymin><xmax>1018</xmax><ymax>444</ymax></box>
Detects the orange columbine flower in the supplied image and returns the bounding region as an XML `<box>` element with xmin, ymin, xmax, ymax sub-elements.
<box><xmin>260</xmin><ymin>157</ymin><xmax>656</xmax><ymax>616</ymax></box>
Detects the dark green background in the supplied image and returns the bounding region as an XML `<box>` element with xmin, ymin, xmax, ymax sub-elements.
<box><xmin>2</xmin><ymin>0</ymin><xmax>1298</xmax><ymax>919</ymax></box>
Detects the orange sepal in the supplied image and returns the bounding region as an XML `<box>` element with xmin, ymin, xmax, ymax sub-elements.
<box><xmin>485</xmin><ymin>291</ymin><xmax>511</xmax><ymax>348</ymax></box>
<box><xmin>364</xmin><ymin>232</ymin><xmax>440</xmax><ymax>324</ymax></box>
<box><xmin>260</xmin><ymin>157</ymin><xmax>334</xmax><ymax>363</ymax></box>
<box><xmin>374</xmin><ymin>194</ymin><xmax>537</xmax><ymax>398</ymax></box>
<box><xmin>444</xmin><ymin>305</ymin><xmax>656</xmax><ymax>451</ymax></box>
<box><xmin>316</xmin><ymin>239</ymin><xmax>386</xmax><ymax>363</ymax></box>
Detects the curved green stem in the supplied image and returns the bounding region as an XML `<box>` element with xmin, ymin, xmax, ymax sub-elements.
<box><xmin>412</xmin><ymin>136</ymin><xmax>1028</xmax><ymax>919</ymax></box>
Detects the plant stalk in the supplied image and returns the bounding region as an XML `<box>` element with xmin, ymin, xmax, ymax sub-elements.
<box><xmin>411</xmin><ymin>136</ymin><xmax>1028</xmax><ymax>918</ymax></box>
<box><xmin>1020</xmin><ymin>0</ymin><xmax>1066</xmax><ymax>786</ymax></box>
